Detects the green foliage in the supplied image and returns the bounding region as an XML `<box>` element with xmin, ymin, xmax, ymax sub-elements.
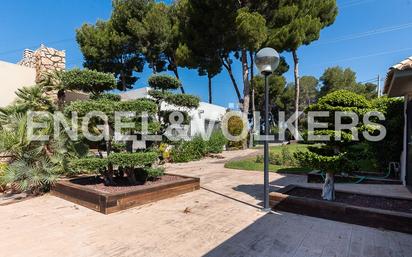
<box><xmin>301</xmin><ymin>90</ymin><xmax>372</xmax><ymax>175</ymax></box>
<box><xmin>319</xmin><ymin>66</ymin><xmax>377</xmax><ymax>98</ymax></box>
<box><xmin>13</xmin><ymin>85</ymin><xmax>55</xmax><ymax>112</ymax></box>
<box><xmin>145</xmin><ymin>167</ymin><xmax>165</xmax><ymax>179</ymax></box>
<box><xmin>76</xmin><ymin>20</ymin><xmax>144</xmax><ymax>91</ymax></box>
<box><xmin>206</xmin><ymin>131</ymin><xmax>228</xmax><ymax>154</ymax></box>
<box><xmin>70</xmin><ymin>158</ymin><xmax>108</xmax><ymax>173</ymax></box>
<box><xmin>90</xmin><ymin>93</ymin><xmax>121</xmax><ymax>102</ymax></box>
<box><xmin>60</xmin><ymin>68</ymin><xmax>116</xmax><ymax>95</ymax></box>
<box><xmin>148</xmin><ymin>75</ymin><xmax>182</xmax><ymax>91</ymax></box>
<box><xmin>128</xmin><ymin>2</ymin><xmax>171</xmax><ymax>72</ymax></box>
<box><xmin>149</xmin><ymin>90</ymin><xmax>200</xmax><ymax>108</ymax></box>
<box><xmin>65</xmin><ymin>99</ymin><xmax>158</xmax><ymax>119</ymax></box>
<box><xmin>307</xmin><ymin>90</ymin><xmax>371</xmax><ymax>115</ymax></box>
<box><xmin>235</xmin><ymin>8</ymin><xmax>267</xmax><ymax>51</ymax></box>
<box><xmin>171</xmin><ymin>136</ymin><xmax>207</xmax><ymax>163</ymax></box>
<box><xmin>165</xmin><ymin>94</ymin><xmax>200</xmax><ymax>109</ymax></box>
<box><xmin>0</xmin><ymin>113</ymin><xmax>87</xmax><ymax>192</ymax></box>
<box><xmin>226</xmin><ymin>116</ymin><xmax>245</xmax><ymax>149</ymax></box>
<box><xmin>369</xmin><ymin>97</ymin><xmax>404</xmax><ymax>171</ymax></box>
<box><xmin>109</xmin><ymin>152</ymin><xmax>158</xmax><ymax>168</ymax></box>
<box><xmin>295</xmin><ymin>151</ymin><xmax>355</xmax><ymax>174</ymax></box>
<box><xmin>256</xmin><ymin>146</ymin><xmax>297</xmax><ymax>167</ymax></box>
<box><xmin>260</xmin><ymin>0</ymin><xmax>338</xmax><ymax>52</ymax></box>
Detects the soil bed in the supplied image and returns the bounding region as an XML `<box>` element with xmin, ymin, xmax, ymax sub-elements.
<box><xmin>73</xmin><ymin>175</ymin><xmax>183</xmax><ymax>194</ymax></box>
<box><xmin>288</xmin><ymin>187</ymin><xmax>412</xmax><ymax>213</ymax></box>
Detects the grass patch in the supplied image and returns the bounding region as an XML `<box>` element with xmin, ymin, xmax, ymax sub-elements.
<box><xmin>225</xmin><ymin>144</ymin><xmax>313</xmax><ymax>174</ymax></box>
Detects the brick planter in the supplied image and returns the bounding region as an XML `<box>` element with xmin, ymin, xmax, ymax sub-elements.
<box><xmin>51</xmin><ymin>174</ymin><xmax>200</xmax><ymax>214</ymax></box>
<box><xmin>270</xmin><ymin>185</ymin><xmax>412</xmax><ymax>234</ymax></box>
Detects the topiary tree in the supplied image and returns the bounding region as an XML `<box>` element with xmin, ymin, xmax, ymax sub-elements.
<box><xmin>295</xmin><ymin>90</ymin><xmax>371</xmax><ymax>200</ymax></box>
<box><xmin>60</xmin><ymin>68</ymin><xmax>116</xmax><ymax>95</ymax></box>
<box><xmin>90</xmin><ymin>93</ymin><xmax>121</xmax><ymax>102</ymax></box>
<box><xmin>65</xmin><ymin>98</ymin><xmax>160</xmax><ymax>185</ymax></box>
<box><xmin>148</xmin><ymin>74</ymin><xmax>182</xmax><ymax>92</ymax></box>
<box><xmin>148</xmin><ymin>74</ymin><xmax>200</xmax><ymax>138</ymax></box>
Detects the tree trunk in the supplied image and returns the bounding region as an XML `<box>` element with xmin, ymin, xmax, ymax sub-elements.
<box><xmin>126</xmin><ymin>168</ymin><xmax>137</xmax><ymax>184</ymax></box>
<box><xmin>120</xmin><ymin>71</ymin><xmax>127</xmax><ymax>91</ymax></box>
<box><xmin>241</xmin><ymin>48</ymin><xmax>250</xmax><ymax>149</ymax></box>
<box><xmin>249</xmin><ymin>50</ymin><xmax>256</xmax><ymax>149</ymax></box>
<box><xmin>208</xmin><ymin>74</ymin><xmax>212</xmax><ymax>104</ymax></box>
<box><xmin>104</xmin><ymin>139</ymin><xmax>114</xmax><ymax>186</ymax></box>
<box><xmin>57</xmin><ymin>89</ymin><xmax>66</xmax><ymax>111</ymax></box>
<box><xmin>322</xmin><ymin>172</ymin><xmax>335</xmax><ymax>201</ymax></box>
<box><xmin>292</xmin><ymin>50</ymin><xmax>300</xmax><ymax>140</ymax></box>
<box><xmin>221</xmin><ymin>56</ymin><xmax>242</xmax><ymax>102</ymax></box>
<box><xmin>172</xmin><ymin>66</ymin><xmax>185</xmax><ymax>94</ymax></box>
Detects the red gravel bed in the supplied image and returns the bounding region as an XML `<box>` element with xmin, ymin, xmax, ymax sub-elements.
<box><xmin>287</xmin><ymin>187</ymin><xmax>412</xmax><ymax>214</ymax></box>
<box><xmin>70</xmin><ymin>175</ymin><xmax>185</xmax><ymax>194</ymax></box>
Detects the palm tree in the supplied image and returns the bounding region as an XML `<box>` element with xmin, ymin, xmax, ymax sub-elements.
<box><xmin>0</xmin><ymin>113</ymin><xmax>87</xmax><ymax>193</ymax></box>
<box><xmin>14</xmin><ymin>84</ymin><xmax>55</xmax><ymax>112</ymax></box>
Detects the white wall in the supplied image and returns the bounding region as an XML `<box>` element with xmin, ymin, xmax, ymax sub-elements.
<box><xmin>0</xmin><ymin>61</ymin><xmax>36</xmax><ymax>107</ymax></box>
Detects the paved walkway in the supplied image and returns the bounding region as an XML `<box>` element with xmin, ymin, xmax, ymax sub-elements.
<box><xmin>1</xmin><ymin>150</ymin><xmax>412</xmax><ymax>257</ymax></box>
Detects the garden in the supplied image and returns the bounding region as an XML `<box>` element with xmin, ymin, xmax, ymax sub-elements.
<box><xmin>0</xmin><ymin>69</ymin><xmax>228</xmax><ymax>213</ymax></box>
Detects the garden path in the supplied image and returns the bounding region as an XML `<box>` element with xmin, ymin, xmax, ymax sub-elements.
<box><xmin>1</xmin><ymin>149</ymin><xmax>411</xmax><ymax>257</ymax></box>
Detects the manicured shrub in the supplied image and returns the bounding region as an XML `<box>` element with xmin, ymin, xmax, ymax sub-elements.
<box><xmin>148</xmin><ymin>74</ymin><xmax>181</xmax><ymax>91</ymax></box>
<box><xmin>70</xmin><ymin>158</ymin><xmax>108</xmax><ymax>173</ymax></box>
<box><xmin>226</xmin><ymin>116</ymin><xmax>245</xmax><ymax>150</ymax></box>
<box><xmin>300</xmin><ymin>90</ymin><xmax>371</xmax><ymax>200</ymax></box>
<box><xmin>149</xmin><ymin>90</ymin><xmax>200</xmax><ymax>109</ymax></box>
<box><xmin>206</xmin><ymin>131</ymin><xmax>228</xmax><ymax>154</ymax></box>
<box><xmin>171</xmin><ymin>136</ymin><xmax>207</xmax><ymax>163</ymax></box>
<box><xmin>109</xmin><ymin>152</ymin><xmax>158</xmax><ymax>168</ymax></box>
<box><xmin>60</xmin><ymin>68</ymin><xmax>116</xmax><ymax>95</ymax></box>
<box><xmin>90</xmin><ymin>93</ymin><xmax>121</xmax><ymax>102</ymax></box>
<box><xmin>145</xmin><ymin>167</ymin><xmax>165</xmax><ymax>179</ymax></box>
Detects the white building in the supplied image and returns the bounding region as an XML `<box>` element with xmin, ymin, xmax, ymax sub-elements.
<box><xmin>119</xmin><ymin>87</ymin><xmax>228</xmax><ymax>138</ymax></box>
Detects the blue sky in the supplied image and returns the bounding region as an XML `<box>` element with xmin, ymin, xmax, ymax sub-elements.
<box><xmin>1</xmin><ymin>0</ymin><xmax>412</xmax><ymax>107</ymax></box>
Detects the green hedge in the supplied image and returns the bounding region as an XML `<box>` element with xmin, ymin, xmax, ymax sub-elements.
<box><xmin>65</xmin><ymin>99</ymin><xmax>158</xmax><ymax>118</ymax></box>
<box><xmin>295</xmin><ymin>151</ymin><xmax>355</xmax><ymax>174</ymax></box>
<box><xmin>70</xmin><ymin>158</ymin><xmax>108</xmax><ymax>173</ymax></box>
<box><xmin>369</xmin><ymin>97</ymin><xmax>404</xmax><ymax>171</ymax></box>
<box><xmin>109</xmin><ymin>152</ymin><xmax>158</xmax><ymax>167</ymax></box>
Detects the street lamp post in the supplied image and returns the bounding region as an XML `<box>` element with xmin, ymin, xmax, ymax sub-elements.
<box><xmin>255</xmin><ymin>48</ymin><xmax>280</xmax><ymax>212</ymax></box>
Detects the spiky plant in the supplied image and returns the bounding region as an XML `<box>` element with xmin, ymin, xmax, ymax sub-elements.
<box><xmin>0</xmin><ymin>113</ymin><xmax>87</xmax><ymax>193</ymax></box>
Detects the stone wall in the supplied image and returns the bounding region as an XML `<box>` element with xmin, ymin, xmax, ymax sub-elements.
<box><xmin>18</xmin><ymin>44</ymin><xmax>66</xmax><ymax>83</ymax></box>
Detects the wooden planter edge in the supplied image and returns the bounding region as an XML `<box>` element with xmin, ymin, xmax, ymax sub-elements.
<box><xmin>269</xmin><ymin>185</ymin><xmax>412</xmax><ymax>234</ymax></box>
<box><xmin>51</xmin><ymin>173</ymin><xmax>200</xmax><ymax>214</ymax></box>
